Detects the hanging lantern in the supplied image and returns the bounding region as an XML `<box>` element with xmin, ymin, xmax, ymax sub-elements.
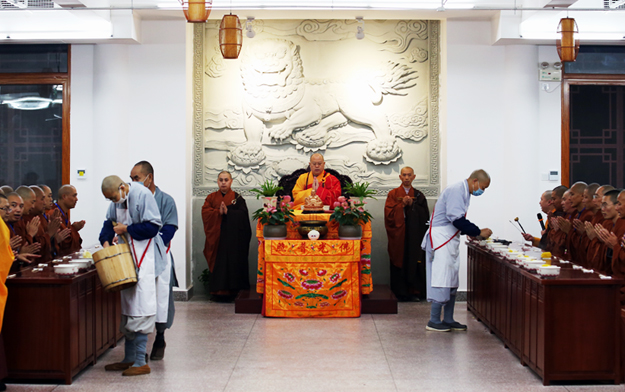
<box><xmin>219</xmin><ymin>14</ymin><xmax>242</xmax><ymax>59</ymax></box>
<box><xmin>556</xmin><ymin>17</ymin><xmax>580</xmax><ymax>62</ymax></box>
<box><xmin>180</xmin><ymin>0</ymin><xmax>212</xmax><ymax>23</ymax></box>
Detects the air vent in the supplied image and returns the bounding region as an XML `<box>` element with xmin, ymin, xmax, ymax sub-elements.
<box><xmin>605</xmin><ymin>0</ymin><xmax>625</xmax><ymax>9</ymax></box>
<box><xmin>0</xmin><ymin>0</ymin><xmax>55</xmax><ymax>8</ymax></box>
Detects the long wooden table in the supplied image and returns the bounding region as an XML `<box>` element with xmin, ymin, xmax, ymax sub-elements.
<box><xmin>4</xmin><ymin>266</ymin><xmax>121</xmax><ymax>384</ymax></box>
<box><xmin>467</xmin><ymin>243</ymin><xmax>622</xmax><ymax>385</ymax></box>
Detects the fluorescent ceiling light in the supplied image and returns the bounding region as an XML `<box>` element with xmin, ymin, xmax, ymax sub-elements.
<box><xmin>445</xmin><ymin>4</ymin><xmax>475</xmax><ymax>9</ymax></box>
<box><xmin>3</xmin><ymin>97</ymin><xmax>52</xmax><ymax>110</ymax></box>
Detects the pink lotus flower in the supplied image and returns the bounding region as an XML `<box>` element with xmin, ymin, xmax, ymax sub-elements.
<box><xmin>317</xmin><ymin>269</ymin><xmax>327</xmax><ymax>276</ymax></box>
<box><xmin>281</xmin><ymin>201</ymin><xmax>286</xmax><ymax>207</ymax></box>
<box><xmin>284</xmin><ymin>272</ymin><xmax>295</xmax><ymax>282</ymax></box>
<box><xmin>278</xmin><ymin>290</ymin><xmax>293</xmax><ymax>299</ymax></box>
<box><xmin>332</xmin><ymin>290</ymin><xmax>347</xmax><ymax>300</ymax></box>
<box><xmin>358</xmin><ymin>207</ymin><xmax>364</xmax><ymax>212</ymax></box>
<box><xmin>320</xmin><ymin>302</ymin><xmax>330</xmax><ymax>307</ymax></box>
<box><xmin>288</xmin><ymin>202</ymin><xmax>294</xmax><ymax>208</ymax></box>
<box><xmin>283</xmin><ymin>195</ymin><xmax>291</xmax><ymax>202</ymax></box>
<box><xmin>330</xmin><ymin>273</ymin><xmax>340</xmax><ymax>283</ymax></box>
<box><xmin>294</xmin><ymin>301</ymin><xmax>304</xmax><ymax>307</ymax></box>
<box><xmin>338</xmin><ymin>196</ymin><xmax>346</xmax><ymax>203</ymax></box>
<box><xmin>301</xmin><ymin>279</ymin><xmax>323</xmax><ymax>290</ymax></box>
<box><xmin>299</xmin><ymin>269</ymin><xmax>309</xmax><ymax>276</ymax></box>
<box><xmin>333</xmin><ymin>201</ymin><xmax>341</xmax><ymax>208</ymax></box>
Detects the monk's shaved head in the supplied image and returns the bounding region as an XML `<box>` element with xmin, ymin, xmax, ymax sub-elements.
<box><xmin>0</xmin><ymin>186</ymin><xmax>13</xmax><ymax>195</ymax></box>
<box><xmin>134</xmin><ymin>160</ymin><xmax>154</xmax><ymax>176</ymax></box>
<box><xmin>469</xmin><ymin>169</ymin><xmax>490</xmax><ymax>183</ymax></box>
<box><xmin>587</xmin><ymin>183</ymin><xmax>600</xmax><ymax>196</ymax></box>
<box><xmin>599</xmin><ymin>185</ymin><xmax>615</xmax><ymax>194</ymax></box>
<box><xmin>310</xmin><ymin>153</ymin><xmax>324</xmax><ymax>162</ymax></box>
<box><xmin>15</xmin><ymin>185</ymin><xmax>35</xmax><ymax>201</ymax></box>
<box><xmin>553</xmin><ymin>185</ymin><xmax>568</xmax><ymax>198</ymax></box>
<box><xmin>542</xmin><ymin>190</ymin><xmax>552</xmax><ymax>200</ymax></box>
<box><xmin>30</xmin><ymin>185</ymin><xmax>44</xmax><ymax>197</ymax></box>
<box><xmin>400</xmin><ymin>166</ymin><xmax>414</xmax><ymax>174</ymax></box>
<box><xmin>604</xmin><ymin>189</ymin><xmax>620</xmax><ymax>205</ymax></box>
<box><xmin>101</xmin><ymin>176</ymin><xmax>124</xmax><ymax>193</ymax></box>
<box><xmin>218</xmin><ymin>171</ymin><xmax>232</xmax><ymax>180</ymax></box>
<box><xmin>58</xmin><ymin>185</ymin><xmax>76</xmax><ymax>198</ymax></box>
<box><xmin>570</xmin><ymin>181</ymin><xmax>587</xmax><ymax>194</ymax></box>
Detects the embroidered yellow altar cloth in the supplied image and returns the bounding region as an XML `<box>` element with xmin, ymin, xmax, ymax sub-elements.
<box><xmin>263</xmin><ymin>239</ymin><xmax>361</xmax><ymax>318</ymax></box>
<box><xmin>256</xmin><ymin>210</ymin><xmax>372</xmax><ymax>297</ymax></box>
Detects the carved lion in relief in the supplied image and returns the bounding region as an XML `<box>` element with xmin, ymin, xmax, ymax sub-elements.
<box><xmin>229</xmin><ymin>38</ymin><xmax>417</xmax><ymax>167</ymax></box>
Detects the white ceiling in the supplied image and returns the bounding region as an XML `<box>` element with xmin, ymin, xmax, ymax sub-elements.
<box><xmin>0</xmin><ymin>0</ymin><xmax>623</xmax><ymax>44</ymax></box>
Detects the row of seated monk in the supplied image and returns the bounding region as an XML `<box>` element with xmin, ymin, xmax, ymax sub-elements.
<box><xmin>525</xmin><ymin>182</ymin><xmax>625</xmax><ymax>305</ymax></box>
<box><xmin>0</xmin><ymin>184</ymin><xmax>83</xmax><ymax>271</ymax></box>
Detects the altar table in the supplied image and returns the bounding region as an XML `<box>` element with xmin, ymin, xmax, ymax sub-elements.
<box><xmin>256</xmin><ymin>211</ymin><xmax>372</xmax><ymax>318</ymax></box>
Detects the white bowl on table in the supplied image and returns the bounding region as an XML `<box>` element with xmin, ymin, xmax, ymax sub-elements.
<box><xmin>525</xmin><ymin>260</ymin><xmax>544</xmax><ymax>271</ymax></box>
<box><xmin>68</xmin><ymin>259</ymin><xmax>91</xmax><ymax>269</ymax></box>
<box><xmin>539</xmin><ymin>265</ymin><xmax>560</xmax><ymax>277</ymax></box>
<box><xmin>54</xmin><ymin>264</ymin><xmax>79</xmax><ymax>275</ymax></box>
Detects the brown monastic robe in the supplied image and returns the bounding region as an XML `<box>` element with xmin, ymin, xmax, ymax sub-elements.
<box><xmin>567</xmin><ymin>208</ymin><xmax>595</xmax><ymax>265</ymax></box>
<box><xmin>610</xmin><ymin>237</ymin><xmax>625</xmax><ymax>305</ymax></box>
<box><xmin>549</xmin><ymin>213</ymin><xmax>573</xmax><ymax>258</ymax></box>
<box><xmin>22</xmin><ymin>213</ymin><xmax>52</xmax><ymax>263</ymax></box>
<box><xmin>384</xmin><ymin>186</ymin><xmax>430</xmax><ymax>299</ymax></box>
<box><xmin>576</xmin><ymin>209</ymin><xmax>604</xmax><ymax>268</ymax></box>
<box><xmin>201</xmin><ymin>190</ymin><xmax>251</xmax><ymax>294</ymax></box>
<box><xmin>586</xmin><ymin>218</ymin><xmax>625</xmax><ymax>275</ymax></box>
<box><xmin>47</xmin><ymin>205</ymin><xmax>82</xmax><ymax>257</ymax></box>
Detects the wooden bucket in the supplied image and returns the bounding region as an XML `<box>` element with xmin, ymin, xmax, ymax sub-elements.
<box><xmin>93</xmin><ymin>243</ymin><xmax>137</xmax><ymax>292</ymax></box>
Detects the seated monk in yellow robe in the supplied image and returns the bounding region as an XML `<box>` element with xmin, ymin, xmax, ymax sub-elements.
<box><xmin>292</xmin><ymin>153</ymin><xmax>342</xmax><ymax>209</ymax></box>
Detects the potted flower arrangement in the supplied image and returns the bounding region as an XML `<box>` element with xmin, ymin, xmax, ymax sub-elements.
<box><xmin>329</xmin><ymin>182</ymin><xmax>375</xmax><ymax>239</ymax></box>
<box><xmin>250</xmin><ymin>179</ymin><xmax>283</xmax><ymax>210</ymax></box>
<box><xmin>252</xmin><ymin>195</ymin><xmax>296</xmax><ymax>239</ymax></box>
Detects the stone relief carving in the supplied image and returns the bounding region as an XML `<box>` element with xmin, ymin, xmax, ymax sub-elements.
<box><xmin>195</xmin><ymin>20</ymin><xmax>440</xmax><ymax>195</ymax></box>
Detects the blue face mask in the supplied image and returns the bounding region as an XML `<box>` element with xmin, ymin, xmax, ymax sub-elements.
<box><xmin>472</xmin><ymin>182</ymin><xmax>484</xmax><ymax>197</ymax></box>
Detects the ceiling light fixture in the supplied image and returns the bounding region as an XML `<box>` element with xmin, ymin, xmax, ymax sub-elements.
<box><xmin>220</xmin><ymin>14</ymin><xmax>242</xmax><ymax>59</ymax></box>
<box><xmin>180</xmin><ymin>0</ymin><xmax>212</xmax><ymax>23</ymax></box>
<box><xmin>556</xmin><ymin>17</ymin><xmax>579</xmax><ymax>62</ymax></box>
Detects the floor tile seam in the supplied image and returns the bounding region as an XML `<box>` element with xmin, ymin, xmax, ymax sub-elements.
<box><xmin>222</xmin><ymin>313</ymin><xmax>261</xmax><ymax>392</ymax></box>
<box><xmin>371</xmin><ymin>314</ymin><xmax>400</xmax><ymax>392</ymax></box>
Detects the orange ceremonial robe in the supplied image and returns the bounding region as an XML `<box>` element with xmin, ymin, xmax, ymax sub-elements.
<box><xmin>292</xmin><ymin>171</ymin><xmax>341</xmax><ymax>208</ymax></box>
<box><xmin>0</xmin><ymin>220</ymin><xmax>13</xmax><ymax>332</ymax></box>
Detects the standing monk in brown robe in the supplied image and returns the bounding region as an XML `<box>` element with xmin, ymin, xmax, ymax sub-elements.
<box><xmin>47</xmin><ymin>185</ymin><xmax>85</xmax><ymax>257</ymax></box>
<box><xmin>201</xmin><ymin>171</ymin><xmax>251</xmax><ymax>299</ymax></box>
<box><xmin>588</xmin><ymin>189</ymin><xmax>625</xmax><ymax>274</ymax></box>
<box><xmin>384</xmin><ymin>167</ymin><xmax>430</xmax><ymax>301</ymax></box>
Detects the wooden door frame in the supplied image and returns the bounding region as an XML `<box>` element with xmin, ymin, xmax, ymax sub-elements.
<box><xmin>561</xmin><ymin>73</ymin><xmax>625</xmax><ymax>187</ymax></box>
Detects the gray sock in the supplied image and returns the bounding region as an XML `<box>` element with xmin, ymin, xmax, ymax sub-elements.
<box><xmin>443</xmin><ymin>295</ymin><xmax>457</xmax><ymax>324</ymax></box>
<box><xmin>132</xmin><ymin>333</ymin><xmax>149</xmax><ymax>367</ymax></box>
<box><xmin>430</xmin><ymin>302</ymin><xmax>443</xmax><ymax>324</ymax></box>
<box><xmin>121</xmin><ymin>337</ymin><xmax>136</xmax><ymax>363</ymax></box>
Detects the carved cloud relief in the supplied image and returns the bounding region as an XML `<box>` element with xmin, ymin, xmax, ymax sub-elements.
<box><xmin>198</xmin><ymin>19</ymin><xmax>439</xmax><ymax>195</ymax></box>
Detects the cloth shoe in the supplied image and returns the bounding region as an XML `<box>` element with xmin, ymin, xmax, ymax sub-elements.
<box><xmin>122</xmin><ymin>364</ymin><xmax>151</xmax><ymax>376</ymax></box>
<box><xmin>104</xmin><ymin>362</ymin><xmax>134</xmax><ymax>371</ymax></box>
<box><xmin>446</xmin><ymin>321</ymin><xmax>468</xmax><ymax>331</ymax></box>
<box><xmin>150</xmin><ymin>340</ymin><xmax>166</xmax><ymax>360</ymax></box>
<box><xmin>425</xmin><ymin>321</ymin><xmax>451</xmax><ymax>332</ymax></box>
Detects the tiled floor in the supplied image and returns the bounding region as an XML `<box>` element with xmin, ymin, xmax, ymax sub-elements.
<box><xmin>7</xmin><ymin>299</ymin><xmax>623</xmax><ymax>392</ymax></box>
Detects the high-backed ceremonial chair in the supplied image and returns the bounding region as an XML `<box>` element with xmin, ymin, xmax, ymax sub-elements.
<box><xmin>276</xmin><ymin>168</ymin><xmax>353</xmax><ymax>200</ymax></box>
